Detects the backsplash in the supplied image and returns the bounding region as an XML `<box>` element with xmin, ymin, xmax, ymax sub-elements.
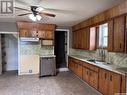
<box><xmin>70</xmin><ymin>48</ymin><xmax>127</xmax><ymax>67</ymax></box>
<box><xmin>20</xmin><ymin>41</ymin><xmax>54</xmax><ymax>55</ymax></box>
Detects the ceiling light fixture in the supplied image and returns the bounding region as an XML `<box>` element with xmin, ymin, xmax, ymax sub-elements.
<box><xmin>29</xmin><ymin>14</ymin><xmax>42</xmax><ymax>21</ymax></box>
<box><xmin>36</xmin><ymin>7</ymin><xmax>44</xmax><ymax>12</ymax></box>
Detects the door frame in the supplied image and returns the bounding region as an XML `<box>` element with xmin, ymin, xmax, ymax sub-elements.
<box><xmin>55</xmin><ymin>29</ymin><xmax>70</xmax><ymax>71</ymax></box>
<box><xmin>0</xmin><ymin>31</ymin><xmax>19</xmax><ymax>74</ymax></box>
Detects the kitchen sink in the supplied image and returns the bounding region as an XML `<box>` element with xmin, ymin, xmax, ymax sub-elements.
<box><xmin>87</xmin><ymin>59</ymin><xmax>104</xmax><ymax>63</ymax></box>
<box><xmin>87</xmin><ymin>59</ymin><xmax>96</xmax><ymax>63</ymax></box>
<box><xmin>87</xmin><ymin>59</ymin><xmax>111</xmax><ymax>65</ymax></box>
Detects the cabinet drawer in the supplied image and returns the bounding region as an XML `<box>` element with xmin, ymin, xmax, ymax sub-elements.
<box><xmin>83</xmin><ymin>62</ymin><xmax>99</xmax><ymax>72</ymax></box>
<box><xmin>73</xmin><ymin>59</ymin><xmax>82</xmax><ymax>66</ymax></box>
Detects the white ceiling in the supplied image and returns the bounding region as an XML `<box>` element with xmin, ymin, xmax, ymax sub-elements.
<box><xmin>0</xmin><ymin>0</ymin><xmax>125</xmax><ymax>27</ymax></box>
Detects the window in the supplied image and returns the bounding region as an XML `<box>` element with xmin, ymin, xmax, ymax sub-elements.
<box><xmin>99</xmin><ymin>23</ymin><xmax>108</xmax><ymax>48</ymax></box>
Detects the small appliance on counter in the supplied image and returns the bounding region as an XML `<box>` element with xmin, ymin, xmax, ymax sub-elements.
<box><xmin>39</xmin><ymin>55</ymin><xmax>56</xmax><ymax>77</ymax></box>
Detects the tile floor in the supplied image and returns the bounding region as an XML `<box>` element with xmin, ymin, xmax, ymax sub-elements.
<box><xmin>0</xmin><ymin>71</ymin><xmax>101</xmax><ymax>95</ymax></box>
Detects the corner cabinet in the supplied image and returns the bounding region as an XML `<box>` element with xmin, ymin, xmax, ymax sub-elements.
<box><xmin>72</xmin><ymin>27</ymin><xmax>96</xmax><ymax>50</ymax></box>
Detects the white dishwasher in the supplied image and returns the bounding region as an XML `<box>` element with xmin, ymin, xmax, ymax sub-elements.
<box><xmin>40</xmin><ymin>56</ymin><xmax>56</xmax><ymax>77</ymax></box>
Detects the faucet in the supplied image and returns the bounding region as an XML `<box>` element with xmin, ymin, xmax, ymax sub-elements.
<box><xmin>99</xmin><ymin>49</ymin><xmax>105</xmax><ymax>62</ymax></box>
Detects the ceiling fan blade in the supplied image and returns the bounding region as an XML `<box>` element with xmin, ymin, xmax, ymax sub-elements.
<box><xmin>39</xmin><ymin>7</ymin><xmax>73</xmax><ymax>14</ymax></box>
<box><xmin>18</xmin><ymin>13</ymin><xmax>32</xmax><ymax>16</ymax></box>
<box><xmin>14</xmin><ymin>7</ymin><xmax>30</xmax><ymax>12</ymax></box>
<box><xmin>39</xmin><ymin>12</ymin><xmax>56</xmax><ymax>17</ymax></box>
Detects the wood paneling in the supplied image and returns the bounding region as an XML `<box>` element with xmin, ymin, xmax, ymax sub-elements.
<box><xmin>72</xmin><ymin>1</ymin><xmax>127</xmax><ymax>31</ymax></box>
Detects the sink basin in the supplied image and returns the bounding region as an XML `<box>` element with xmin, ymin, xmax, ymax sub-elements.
<box><xmin>87</xmin><ymin>59</ymin><xmax>96</xmax><ymax>63</ymax></box>
<box><xmin>87</xmin><ymin>59</ymin><xmax>112</xmax><ymax>65</ymax></box>
<box><xmin>87</xmin><ymin>59</ymin><xmax>104</xmax><ymax>63</ymax></box>
<box><xmin>116</xmin><ymin>67</ymin><xmax>127</xmax><ymax>72</ymax></box>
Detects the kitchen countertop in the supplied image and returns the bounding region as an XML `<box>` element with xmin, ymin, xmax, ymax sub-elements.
<box><xmin>40</xmin><ymin>55</ymin><xmax>56</xmax><ymax>58</ymax></box>
<box><xmin>69</xmin><ymin>55</ymin><xmax>127</xmax><ymax>76</ymax></box>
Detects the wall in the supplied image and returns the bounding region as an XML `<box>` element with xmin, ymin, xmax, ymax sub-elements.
<box><xmin>19</xmin><ymin>41</ymin><xmax>54</xmax><ymax>75</ymax></box>
<box><xmin>0</xmin><ymin>35</ymin><xmax>2</xmax><ymax>74</ymax></box>
<box><xmin>0</xmin><ymin>22</ymin><xmax>18</xmax><ymax>32</ymax></box>
<box><xmin>69</xmin><ymin>48</ymin><xmax>127</xmax><ymax>67</ymax></box>
<box><xmin>4</xmin><ymin>34</ymin><xmax>18</xmax><ymax>71</ymax></box>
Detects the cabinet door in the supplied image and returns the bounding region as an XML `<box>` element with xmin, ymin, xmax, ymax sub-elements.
<box><xmin>99</xmin><ymin>69</ymin><xmax>109</xmax><ymax>95</ymax></box>
<box><xmin>76</xmin><ymin>64</ymin><xmax>83</xmax><ymax>79</ymax></box>
<box><xmin>108</xmin><ymin>20</ymin><xmax>114</xmax><ymax>52</ymax></box>
<box><xmin>125</xmin><ymin>16</ymin><xmax>127</xmax><ymax>53</ymax></box>
<box><xmin>81</xmin><ymin>28</ymin><xmax>88</xmax><ymax>49</ymax></box>
<box><xmin>68</xmin><ymin>57</ymin><xmax>72</xmax><ymax>70</ymax></box>
<box><xmin>38</xmin><ymin>31</ymin><xmax>45</xmax><ymax>38</ymax></box>
<box><xmin>30</xmin><ymin>30</ymin><xmax>39</xmax><ymax>37</ymax></box>
<box><xmin>20</xmin><ymin>30</ymin><xmax>30</xmax><ymax>37</ymax></box>
<box><xmin>89</xmin><ymin>70</ymin><xmax>98</xmax><ymax>89</ymax></box>
<box><xmin>74</xmin><ymin>63</ymin><xmax>78</xmax><ymax>74</ymax></box>
<box><xmin>72</xmin><ymin>31</ymin><xmax>76</xmax><ymax>48</ymax></box>
<box><xmin>113</xmin><ymin>16</ymin><xmax>125</xmax><ymax>52</ymax></box>
<box><xmin>83</xmin><ymin>67</ymin><xmax>89</xmax><ymax>83</ymax></box>
<box><xmin>45</xmin><ymin>31</ymin><xmax>54</xmax><ymax>40</ymax></box>
<box><xmin>108</xmin><ymin>72</ymin><xmax>121</xmax><ymax>95</ymax></box>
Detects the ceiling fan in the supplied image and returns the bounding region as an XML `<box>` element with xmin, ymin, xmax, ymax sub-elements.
<box><xmin>14</xmin><ymin>6</ymin><xmax>56</xmax><ymax>21</ymax></box>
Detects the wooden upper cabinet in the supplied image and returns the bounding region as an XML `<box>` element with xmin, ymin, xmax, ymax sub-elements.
<box><xmin>19</xmin><ymin>30</ymin><xmax>30</xmax><ymax>37</ymax></box>
<box><xmin>108</xmin><ymin>15</ymin><xmax>126</xmax><ymax>52</ymax></box>
<box><xmin>113</xmin><ymin>16</ymin><xmax>125</xmax><ymax>52</ymax></box>
<box><xmin>108</xmin><ymin>20</ymin><xmax>114</xmax><ymax>52</ymax></box>
<box><xmin>17</xmin><ymin>22</ymin><xmax>55</xmax><ymax>39</ymax></box>
<box><xmin>38</xmin><ymin>24</ymin><xmax>56</xmax><ymax>31</ymax></box>
<box><xmin>45</xmin><ymin>31</ymin><xmax>54</xmax><ymax>40</ymax></box>
<box><xmin>72</xmin><ymin>27</ymin><xmax>96</xmax><ymax>51</ymax></box>
<box><xmin>17</xmin><ymin>22</ymin><xmax>56</xmax><ymax>31</ymax></box>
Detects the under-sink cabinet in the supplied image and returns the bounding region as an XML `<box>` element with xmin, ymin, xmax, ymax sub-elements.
<box><xmin>99</xmin><ymin>68</ymin><xmax>121</xmax><ymax>95</ymax></box>
<box><xmin>68</xmin><ymin>56</ymin><xmax>126</xmax><ymax>95</ymax></box>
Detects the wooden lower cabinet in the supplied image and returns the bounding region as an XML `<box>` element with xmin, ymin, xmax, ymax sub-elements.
<box><xmin>83</xmin><ymin>67</ymin><xmax>98</xmax><ymax>89</ymax></box>
<box><xmin>68</xmin><ymin>57</ymin><xmax>125</xmax><ymax>95</ymax></box>
<box><xmin>83</xmin><ymin>67</ymin><xmax>89</xmax><ymax>83</ymax></box>
<box><xmin>68</xmin><ymin>57</ymin><xmax>83</xmax><ymax>78</ymax></box>
<box><xmin>76</xmin><ymin>64</ymin><xmax>83</xmax><ymax>79</ymax></box>
<box><xmin>99</xmin><ymin>69</ymin><xmax>121</xmax><ymax>95</ymax></box>
<box><xmin>99</xmin><ymin>69</ymin><xmax>109</xmax><ymax>95</ymax></box>
<box><xmin>89</xmin><ymin>70</ymin><xmax>98</xmax><ymax>89</ymax></box>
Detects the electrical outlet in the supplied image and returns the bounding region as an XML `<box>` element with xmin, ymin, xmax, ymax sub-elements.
<box><xmin>29</xmin><ymin>70</ymin><xmax>32</xmax><ymax>73</ymax></box>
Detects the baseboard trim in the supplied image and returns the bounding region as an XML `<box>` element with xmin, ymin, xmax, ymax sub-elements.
<box><xmin>57</xmin><ymin>68</ymin><xmax>69</xmax><ymax>72</ymax></box>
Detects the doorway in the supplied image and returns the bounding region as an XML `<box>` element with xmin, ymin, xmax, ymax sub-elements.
<box><xmin>54</xmin><ymin>30</ymin><xmax>68</xmax><ymax>69</ymax></box>
<box><xmin>0</xmin><ymin>34</ymin><xmax>18</xmax><ymax>74</ymax></box>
